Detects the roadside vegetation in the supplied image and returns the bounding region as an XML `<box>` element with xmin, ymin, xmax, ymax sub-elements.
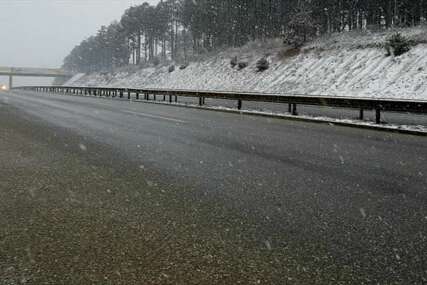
<box><xmin>63</xmin><ymin>0</ymin><xmax>427</xmax><ymax>74</ymax></box>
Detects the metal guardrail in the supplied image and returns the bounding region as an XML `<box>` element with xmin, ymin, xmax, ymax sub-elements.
<box><xmin>13</xmin><ymin>85</ymin><xmax>427</xmax><ymax>124</ymax></box>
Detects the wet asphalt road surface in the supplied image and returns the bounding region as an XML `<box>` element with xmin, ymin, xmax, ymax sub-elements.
<box><xmin>0</xmin><ymin>90</ymin><xmax>426</xmax><ymax>284</ymax></box>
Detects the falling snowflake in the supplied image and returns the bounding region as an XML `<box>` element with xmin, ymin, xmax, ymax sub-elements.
<box><xmin>79</xmin><ymin>143</ymin><xmax>87</xmax><ymax>151</ymax></box>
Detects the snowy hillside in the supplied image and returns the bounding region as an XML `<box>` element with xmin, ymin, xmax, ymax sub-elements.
<box><xmin>66</xmin><ymin>28</ymin><xmax>427</xmax><ymax>100</ymax></box>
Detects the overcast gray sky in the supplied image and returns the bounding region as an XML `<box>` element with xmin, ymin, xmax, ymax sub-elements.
<box><xmin>0</xmin><ymin>0</ymin><xmax>158</xmax><ymax>85</ymax></box>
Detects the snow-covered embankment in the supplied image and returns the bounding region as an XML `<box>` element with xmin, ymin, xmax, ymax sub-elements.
<box><xmin>66</xmin><ymin>30</ymin><xmax>427</xmax><ymax>100</ymax></box>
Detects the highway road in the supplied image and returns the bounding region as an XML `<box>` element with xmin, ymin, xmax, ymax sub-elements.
<box><xmin>1</xmin><ymin>90</ymin><xmax>426</xmax><ymax>284</ymax></box>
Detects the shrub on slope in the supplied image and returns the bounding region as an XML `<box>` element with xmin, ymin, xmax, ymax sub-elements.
<box><xmin>385</xmin><ymin>33</ymin><xmax>412</xmax><ymax>57</ymax></box>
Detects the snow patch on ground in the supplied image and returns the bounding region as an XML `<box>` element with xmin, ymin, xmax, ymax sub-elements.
<box><xmin>66</xmin><ymin>28</ymin><xmax>427</xmax><ymax>100</ymax></box>
<box><xmin>65</xmin><ymin>73</ymin><xmax>86</xmax><ymax>85</ymax></box>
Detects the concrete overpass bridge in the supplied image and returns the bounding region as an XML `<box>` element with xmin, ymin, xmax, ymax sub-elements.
<box><xmin>0</xmin><ymin>66</ymin><xmax>73</xmax><ymax>88</ymax></box>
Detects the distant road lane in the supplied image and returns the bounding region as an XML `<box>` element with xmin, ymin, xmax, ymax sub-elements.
<box><xmin>1</xmin><ymin>90</ymin><xmax>426</xmax><ymax>284</ymax></box>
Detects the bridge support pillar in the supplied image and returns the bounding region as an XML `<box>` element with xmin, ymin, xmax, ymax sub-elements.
<box><xmin>9</xmin><ymin>75</ymin><xmax>13</xmax><ymax>89</ymax></box>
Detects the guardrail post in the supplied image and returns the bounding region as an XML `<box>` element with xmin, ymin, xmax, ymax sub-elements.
<box><xmin>163</xmin><ymin>95</ymin><xmax>166</xmax><ymax>101</ymax></box>
<box><xmin>120</xmin><ymin>90</ymin><xmax>123</xmax><ymax>98</ymax></box>
<box><xmin>169</xmin><ymin>95</ymin><xmax>172</xmax><ymax>103</ymax></box>
<box><xmin>359</xmin><ymin>109</ymin><xmax>364</xmax><ymax>120</ymax></box>
<box><xmin>128</xmin><ymin>91</ymin><xmax>131</xmax><ymax>100</ymax></box>
<box><xmin>199</xmin><ymin>97</ymin><xmax>203</xmax><ymax>106</ymax></box>
<box><xmin>375</xmin><ymin>106</ymin><xmax>381</xmax><ymax>124</ymax></box>
<box><xmin>154</xmin><ymin>94</ymin><xmax>157</xmax><ymax>101</ymax></box>
<box><xmin>237</xmin><ymin>99</ymin><xmax>242</xmax><ymax>110</ymax></box>
<box><xmin>292</xmin><ymin>103</ymin><xmax>298</xmax><ymax>115</ymax></box>
<box><xmin>136</xmin><ymin>92</ymin><xmax>139</xmax><ymax>100</ymax></box>
<box><xmin>175</xmin><ymin>96</ymin><xmax>178</xmax><ymax>103</ymax></box>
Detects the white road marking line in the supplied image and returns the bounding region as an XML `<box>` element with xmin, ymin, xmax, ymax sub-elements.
<box><xmin>121</xmin><ymin>110</ymin><xmax>186</xmax><ymax>124</ymax></box>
